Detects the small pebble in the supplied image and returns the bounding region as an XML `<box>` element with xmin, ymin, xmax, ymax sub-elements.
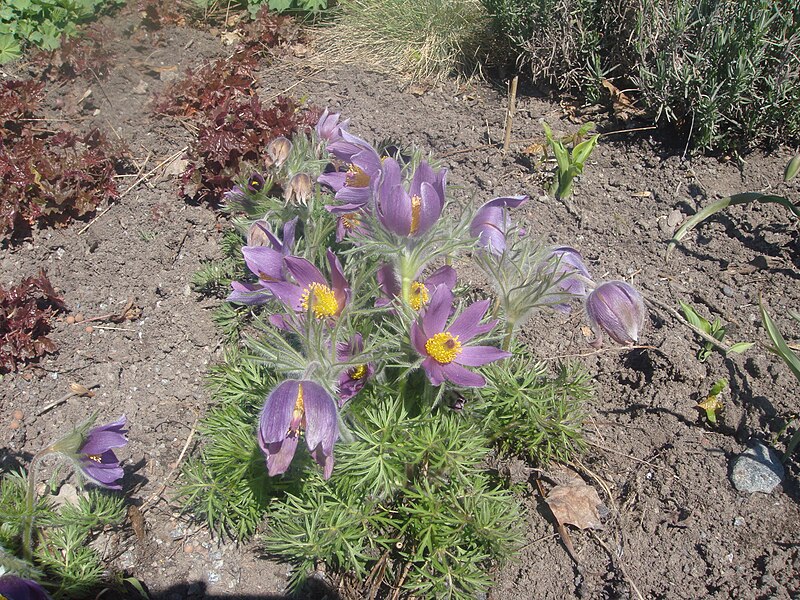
<box><xmin>85</xmin><ymin>326</ymin><xmax>94</xmax><ymax>334</ymax></box>
<box><xmin>65</xmin><ymin>315</ymin><xmax>76</xmax><ymax>324</ymax></box>
<box><xmin>184</xmin><ymin>544</ymin><xmax>194</xmax><ymax>553</ymax></box>
<box><xmin>75</xmin><ymin>313</ymin><xmax>84</xmax><ymax>322</ymax></box>
<box><xmin>12</xmin><ymin>409</ymin><xmax>24</xmax><ymax>420</ymax></box>
<box><xmin>722</xmin><ymin>285</ymin><xmax>734</xmax><ymax>298</ymax></box>
<box><xmin>9</xmin><ymin>420</ymin><xmax>20</xmax><ymax>430</ymax></box>
<box><xmin>730</xmin><ymin>442</ymin><xmax>785</xmax><ymax>494</ymax></box>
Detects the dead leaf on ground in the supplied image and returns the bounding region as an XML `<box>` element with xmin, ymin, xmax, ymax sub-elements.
<box><xmin>601</xmin><ymin>78</ymin><xmax>646</xmax><ymax>121</ymax></box>
<box><xmin>545</xmin><ymin>468</ymin><xmax>606</xmax><ymax>531</ymax></box>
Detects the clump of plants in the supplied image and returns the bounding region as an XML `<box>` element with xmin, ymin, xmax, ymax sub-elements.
<box><xmin>181</xmin><ymin>109</ymin><xmax>646</xmax><ymax>597</ymax></box>
<box><xmin>0</xmin><ymin>80</ymin><xmax>125</xmax><ymax>241</ymax></box>
<box><xmin>482</xmin><ymin>0</ymin><xmax>800</xmax><ymax>150</ymax></box>
<box><xmin>0</xmin><ymin>271</ymin><xmax>65</xmax><ymax>373</ymax></box>
<box><xmin>0</xmin><ymin>415</ymin><xmax>130</xmax><ymax>597</ymax></box>
<box><xmin>29</xmin><ymin>25</ymin><xmax>116</xmax><ymax>81</ymax></box>
<box><xmin>0</xmin><ymin>0</ymin><xmax>124</xmax><ymax>63</ymax></box>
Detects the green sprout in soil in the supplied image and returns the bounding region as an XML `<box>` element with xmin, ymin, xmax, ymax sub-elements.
<box><xmin>696</xmin><ymin>378</ymin><xmax>727</xmax><ymax>425</ymax></box>
<box><xmin>679</xmin><ymin>301</ymin><xmax>753</xmax><ymax>362</ymax></box>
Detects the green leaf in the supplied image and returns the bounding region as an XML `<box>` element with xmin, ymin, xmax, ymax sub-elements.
<box><xmin>679</xmin><ymin>301</ymin><xmax>710</xmax><ymax>332</ymax></box>
<box><xmin>268</xmin><ymin>0</ymin><xmax>294</xmax><ymax>11</ymax></box>
<box><xmin>667</xmin><ymin>193</ymin><xmax>800</xmax><ymax>260</ymax></box>
<box><xmin>727</xmin><ymin>342</ymin><xmax>754</xmax><ymax>354</ymax></box>
<box><xmin>0</xmin><ymin>34</ymin><xmax>21</xmax><ymax>64</ymax></box>
<box><xmin>759</xmin><ymin>299</ymin><xmax>800</xmax><ymax>382</ymax></box>
<box><xmin>784</xmin><ymin>155</ymin><xmax>800</xmax><ymax>182</ymax></box>
<box><xmin>571</xmin><ymin>134</ymin><xmax>600</xmax><ymax>167</ymax></box>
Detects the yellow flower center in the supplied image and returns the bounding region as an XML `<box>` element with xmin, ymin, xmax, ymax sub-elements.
<box><xmin>345</xmin><ymin>165</ymin><xmax>370</xmax><ymax>188</ymax></box>
<box><xmin>410</xmin><ymin>194</ymin><xmax>422</xmax><ymax>234</ymax></box>
<box><xmin>288</xmin><ymin>384</ymin><xmax>305</xmax><ymax>435</ymax></box>
<box><xmin>341</xmin><ymin>212</ymin><xmax>360</xmax><ymax>230</ymax></box>
<box><xmin>349</xmin><ymin>365</ymin><xmax>367</xmax><ymax>380</ymax></box>
<box><xmin>87</xmin><ymin>454</ymin><xmax>102</xmax><ymax>463</ymax></box>
<box><xmin>409</xmin><ymin>281</ymin><xmax>429</xmax><ymax>311</ymax></box>
<box><xmin>425</xmin><ymin>332</ymin><xmax>462</xmax><ymax>364</ymax></box>
<box><xmin>249</xmin><ymin>177</ymin><xmax>263</xmax><ymax>190</ymax></box>
<box><xmin>300</xmin><ymin>282</ymin><xmax>339</xmax><ymax>319</ymax></box>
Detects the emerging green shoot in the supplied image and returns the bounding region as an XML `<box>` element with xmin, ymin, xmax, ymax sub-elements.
<box><xmin>679</xmin><ymin>301</ymin><xmax>753</xmax><ymax>361</ymax></box>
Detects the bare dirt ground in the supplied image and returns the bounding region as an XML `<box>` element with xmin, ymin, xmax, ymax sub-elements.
<box><xmin>1</xmin><ymin>5</ymin><xmax>798</xmax><ymax>599</ymax></box>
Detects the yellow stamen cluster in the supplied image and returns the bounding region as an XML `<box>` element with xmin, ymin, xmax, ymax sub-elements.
<box><xmin>409</xmin><ymin>281</ymin><xmax>429</xmax><ymax>311</ymax></box>
<box><xmin>345</xmin><ymin>165</ymin><xmax>370</xmax><ymax>188</ymax></box>
<box><xmin>349</xmin><ymin>365</ymin><xmax>368</xmax><ymax>380</ymax></box>
<box><xmin>409</xmin><ymin>194</ymin><xmax>422</xmax><ymax>234</ymax></box>
<box><xmin>287</xmin><ymin>383</ymin><xmax>305</xmax><ymax>436</ymax></box>
<box><xmin>86</xmin><ymin>454</ymin><xmax>103</xmax><ymax>463</ymax></box>
<box><xmin>425</xmin><ymin>332</ymin><xmax>462</xmax><ymax>364</ymax></box>
<box><xmin>341</xmin><ymin>212</ymin><xmax>360</xmax><ymax>230</ymax></box>
<box><xmin>300</xmin><ymin>283</ymin><xmax>339</xmax><ymax>319</ymax></box>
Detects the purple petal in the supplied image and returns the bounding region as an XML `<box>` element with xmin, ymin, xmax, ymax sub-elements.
<box><xmin>423</xmin><ymin>265</ymin><xmax>457</xmax><ymax>290</ymax></box>
<box><xmin>0</xmin><ymin>576</ymin><xmax>53</xmax><ymax>600</ymax></box>
<box><xmin>585</xmin><ymin>281</ymin><xmax>645</xmax><ymax>345</ymax></box>
<box><xmin>243</xmin><ymin>246</ymin><xmax>285</xmax><ymax>282</ymax></box>
<box><xmin>263</xmin><ymin>281</ymin><xmax>304</xmax><ymax>311</ymax></box>
<box><xmin>455</xmin><ymin>345</ymin><xmax>511</xmax><ymax>367</ymax></box>
<box><xmin>309</xmin><ymin>444</ymin><xmax>334</xmax><ymax>480</ymax></box>
<box><xmin>447</xmin><ymin>299</ymin><xmax>492</xmax><ymax>342</ymax></box>
<box><xmin>421</xmin><ymin>286</ymin><xmax>454</xmax><ymax>338</ymax></box>
<box><xmin>80</xmin><ymin>450</ymin><xmax>123</xmax><ymax>489</ymax></box>
<box><xmin>377</xmin><ymin>263</ymin><xmax>400</xmax><ymax>299</ymax></box>
<box><xmin>318</xmin><ymin>171</ymin><xmax>347</xmax><ymax>192</ymax></box>
<box><xmin>413</xmin><ymin>181</ymin><xmax>444</xmax><ymax>237</ymax></box>
<box><xmin>80</xmin><ymin>416</ymin><xmax>128</xmax><ymax>455</ymax></box>
<box><xmin>227</xmin><ymin>281</ymin><xmax>272</xmax><ymax>305</ymax></box>
<box><xmin>421</xmin><ymin>356</ymin><xmax>447</xmax><ymax>385</ymax></box>
<box><xmin>327</xmin><ymin>249</ymin><xmax>350</xmax><ymax>312</ymax></box>
<box><xmin>284</xmin><ymin>256</ymin><xmax>326</xmax><ymax>288</ymax></box>
<box><xmin>259</xmin><ymin>380</ymin><xmax>300</xmax><ymax>445</ymax></box>
<box><xmin>301</xmin><ymin>381</ymin><xmax>338</xmax><ymax>455</ymax></box>
<box><xmin>265</xmin><ymin>436</ymin><xmax>299</xmax><ymax>476</ymax></box>
<box><xmin>441</xmin><ymin>362</ymin><xmax>486</xmax><ymax>387</ymax></box>
<box><xmin>410</xmin><ymin>320</ymin><xmax>429</xmax><ymax>355</ymax></box>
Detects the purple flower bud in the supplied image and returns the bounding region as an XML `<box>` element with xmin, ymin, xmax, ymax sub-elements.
<box><xmin>0</xmin><ymin>576</ymin><xmax>52</xmax><ymax>600</ymax></box>
<box><xmin>284</xmin><ymin>172</ymin><xmax>313</xmax><ymax>205</ymax></box>
<box><xmin>246</xmin><ymin>172</ymin><xmax>265</xmax><ymax>193</ymax></box>
<box><xmin>316</xmin><ymin>108</ymin><xmax>349</xmax><ymax>143</ymax></box>
<box><xmin>585</xmin><ymin>281</ymin><xmax>645</xmax><ymax>347</ymax></box>
<box><xmin>267</xmin><ymin>136</ymin><xmax>292</xmax><ymax>168</ymax></box>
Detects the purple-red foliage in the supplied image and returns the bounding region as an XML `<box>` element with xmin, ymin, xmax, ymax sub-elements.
<box><xmin>0</xmin><ymin>80</ymin><xmax>124</xmax><ymax>241</ymax></box>
<box><xmin>31</xmin><ymin>27</ymin><xmax>117</xmax><ymax>81</ymax></box>
<box><xmin>138</xmin><ymin>0</ymin><xmax>186</xmax><ymax>30</ymax></box>
<box><xmin>152</xmin><ymin>51</ymin><xmax>259</xmax><ymax>118</ymax></box>
<box><xmin>181</xmin><ymin>94</ymin><xmax>319</xmax><ymax>202</ymax></box>
<box><xmin>0</xmin><ymin>271</ymin><xmax>66</xmax><ymax>373</ymax></box>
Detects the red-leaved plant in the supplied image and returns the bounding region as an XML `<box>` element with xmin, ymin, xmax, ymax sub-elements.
<box><xmin>0</xmin><ymin>271</ymin><xmax>66</xmax><ymax>373</ymax></box>
<box><xmin>0</xmin><ymin>80</ymin><xmax>125</xmax><ymax>241</ymax></box>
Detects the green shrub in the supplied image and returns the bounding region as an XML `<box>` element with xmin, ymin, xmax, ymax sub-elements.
<box><xmin>0</xmin><ymin>0</ymin><xmax>124</xmax><ymax>61</ymax></box>
<box><xmin>482</xmin><ymin>0</ymin><xmax>800</xmax><ymax>150</ymax></box>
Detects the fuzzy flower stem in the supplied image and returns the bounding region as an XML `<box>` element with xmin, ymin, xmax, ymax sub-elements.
<box><xmin>399</xmin><ymin>251</ymin><xmax>415</xmax><ymax>307</ymax></box>
<box><xmin>22</xmin><ymin>446</ymin><xmax>56</xmax><ymax>562</ymax></box>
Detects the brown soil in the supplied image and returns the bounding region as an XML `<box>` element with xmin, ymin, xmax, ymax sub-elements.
<box><xmin>1</xmin><ymin>5</ymin><xmax>799</xmax><ymax>599</ymax></box>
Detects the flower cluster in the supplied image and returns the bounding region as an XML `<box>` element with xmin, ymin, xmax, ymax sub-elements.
<box><xmin>227</xmin><ymin>109</ymin><xmax>645</xmax><ymax>480</ymax></box>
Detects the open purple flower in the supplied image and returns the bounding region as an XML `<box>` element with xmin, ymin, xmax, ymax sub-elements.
<box><xmin>319</xmin><ymin>131</ymin><xmax>382</xmax><ymax>211</ymax></box>
<box><xmin>377</xmin><ymin>158</ymin><xmax>446</xmax><ymax>238</ymax></box>
<box><xmin>265</xmin><ymin>249</ymin><xmax>350</xmax><ymax>320</ymax></box>
<box><xmin>411</xmin><ymin>286</ymin><xmax>510</xmax><ymax>387</ymax></box>
<box><xmin>316</xmin><ymin>108</ymin><xmax>349</xmax><ymax>143</ymax></box>
<box><xmin>228</xmin><ymin>218</ymin><xmax>297</xmax><ymax>305</ymax></box>
<box><xmin>246</xmin><ymin>172</ymin><xmax>266</xmax><ymax>193</ymax></box>
<box><xmin>336</xmin><ymin>333</ymin><xmax>374</xmax><ymax>404</ymax></box>
<box><xmin>258</xmin><ymin>379</ymin><xmax>338</xmax><ymax>479</ymax></box>
<box><xmin>585</xmin><ymin>281</ymin><xmax>645</xmax><ymax>347</ymax></box>
<box><xmin>77</xmin><ymin>416</ymin><xmax>127</xmax><ymax>489</ymax></box>
<box><xmin>0</xmin><ymin>576</ymin><xmax>52</xmax><ymax>600</ymax></box>
<box><xmin>469</xmin><ymin>195</ymin><xmax>528</xmax><ymax>255</ymax></box>
<box><xmin>376</xmin><ymin>264</ymin><xmax>456</xmax><ymax>311</ymax></box>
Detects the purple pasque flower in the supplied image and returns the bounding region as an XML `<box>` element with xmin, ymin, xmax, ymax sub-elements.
<box><xmin>336</xmin><ymin>333</ymin><xmax>374</xmax><ymax>404</ymax></box>
<box><xmin>319</xmin><ymin>131</ymin><xmax>383</xmax><ymax>210</ymax></box>
<box><xmin>376</xmin><ymin>264</ymin><xmax>456</xmax><ymax>311</ymax></box>
<box><xmin>77</xmin><ymin>416</ymin><xmax>127</xmax><ymax>489</ymax></box>
<box><xmin>246</xmin><ymin>171</ymin><xmax>266</xmax><ymax>193</ymax></box>
<box><xmin>411</xmin><ymin>286</ymin><xmax>510</xmax><ymax>387</ymax></box>
<box><xmin>0</xmin><ymin>576</ymin><xmax>52</xmax><ymax>600</ymax></box>
<box><xmin>265</xmin><ymin>249</ymin><xmax>350</xmax><ymax>320</ymax></box>
<box><xmin>267</xmin><ymin>137</ymin><xmax>292</xmax><ymax>169</ymax></box>
<box><xmin>258</xmin><ymin>379</ymin><xmax>338</xmax><ymax>479</ymax></box>
<box><xmin>585</xmin><ymin>280</ymin><xmax>645</xmax><ymax>347</ymax></box>
<box><xmin>228</xmin><ymin>218</ymin><xmax>297</xmax><ymax>305</ymax></box>
<box><xmin>330</xmin><ymin>207</ymin><xmax>370</xmax><ymax>242</ymax></box>
<box><xmin>316</xmin><ymin>108</ymin><xmax>349</xmax><ymax>143</ymax></box>
<box><xmin>377</xmin><ymin>158</ymin><xmax>447</xmax><ymax>238</ymax></box>
<box><xmin>469</xmin><ymin>195</ymin><xmax>528</xmax><ymax>255</ymax></box>
<box><xmin>545</xmin><ymin>246</ymin><xmax>592</xmax><ymax>312</ymax></box>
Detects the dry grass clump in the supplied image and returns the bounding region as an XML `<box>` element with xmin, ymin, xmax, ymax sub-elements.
<box><xmin>311</xmin><ymin>0</ymin><xmax>492</xmax><ymax>80</ymax></box>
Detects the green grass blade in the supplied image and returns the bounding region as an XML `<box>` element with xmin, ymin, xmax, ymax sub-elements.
<box><xmin>667</xmin><ymin>193</ymin><xmax>800</xmax><ymax>260</ymax></box>
<box><xmin>759</xmin><ymin>299</ymin><xmax>800</xmax><ymax>382</ymax></box>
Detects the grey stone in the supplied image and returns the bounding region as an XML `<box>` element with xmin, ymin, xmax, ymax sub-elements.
<box><xmin>730</xmin><ymin>442</ymin><xmax>785</xmax><ymax>493</ymax></box>
<box><xmin>722</xmin><ymin>285</ymin><xmax>735</xmax><ymax>298</ymax></box>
